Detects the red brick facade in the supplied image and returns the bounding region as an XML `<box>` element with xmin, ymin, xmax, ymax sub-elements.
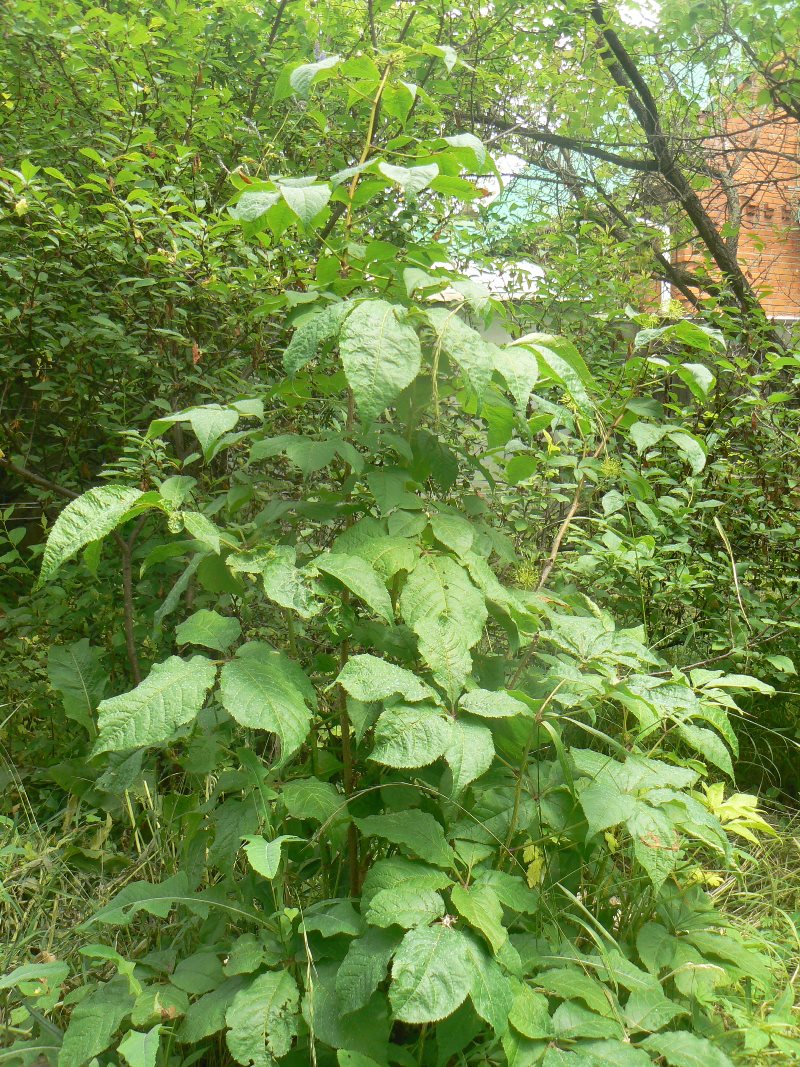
<box><xmin>674</xmin><ymin>108</ymin><xmax>800</xmax><ymax>318</ymax></box>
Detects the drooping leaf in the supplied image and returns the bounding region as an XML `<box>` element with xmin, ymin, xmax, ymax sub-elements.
<box><xmin>336</xmin><ymin>928</ymin><xmax>400</xmax><ymax>1015</ymax></box>
<box><xmin>355</xmin><ymin>811</ymin><xmax>455</xmax><ymax>869</ymax></box>
<box><xmin>289</xmin><ymin>55</ymin><xmax>341</xmax><ymax>97</ymax></box>
<box><xmin>493</xmin><ymin>346</ymin><xmax>539</xmax><ymax>412</ymax></box>
<box><xmin>370</xmin><ymin>704</ymin><xmax>452</xmax><ymax>769</ymax></box>
<box><xmin>175</xmin><ymin>609</ymin><xmax>241</xmax><ymax>652</ymax></box>
<box><xmin>315</xmin><ymin>552</ymin><xmax>394</xmax><ymax>622</ymax></box>
<box><xmin>451</xmin><ymin>883</ymin><xmax>507</xmax><ymax>954</ymax></box>
<box><xmin>508</xmin><ymin>980</ymin><xmax>553</xmax><ymax>1039</ymax></box>
<box><xmin>339</xmin><ymin>299</ymin><xmax>422</xmax><ymax>421</ymax></box>
<box><xmin>219</xmin><ymin>644</ymin><xmax>314</xmax><ymax>766</ymax></box>
<box><xmin>47</xmin><ymin>639</ymin><xmax>106</xmax><ymax>732</ymax></box>
<box><xmin>89</xmin><ymin>873</ymin><xmax>190</xmax><ymax>927</ymax></box>
<box><xmin>39</xmin><ymin>485</ymin><xmax>144</xmax><ymax>584</ymax></box>
<box><xmin>225</xmin><ymin>971</ymin><xmax>299</xmax><ymax>1066</ymax></box>
<box><xmin>443</xmin><ymin>718</ymin><xmax>495</xmax><ymax>795</ymax></box>
<box><xmin>390</xmin><ymin>925</ymin><xmax>473</xmax><ymax>1024</ymax></box>
<box><xmin>93</xmin><ymin>656</ymin><xmax>217</xmax><ymax>754</ymax></box>
<box><xmin>426</xmin><ymin>307</ymin><xmax>497</xmax><ymax>396</ymax></box>
<box><xmin>283</xmin><ymin>303</ymin><xmax>346</xmax><ymax>374</ymax></box>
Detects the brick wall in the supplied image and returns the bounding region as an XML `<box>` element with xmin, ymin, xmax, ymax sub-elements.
<box><xmin>674</xmin><ymin>106</ymin><xmax>800</xmax><ymax>318</ymax></box>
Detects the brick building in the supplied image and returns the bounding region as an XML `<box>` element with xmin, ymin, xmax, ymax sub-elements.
<box><xmin>674</xmin><ymin>105</ymin><xmax>800</xmax><ymax>321</ymax></box>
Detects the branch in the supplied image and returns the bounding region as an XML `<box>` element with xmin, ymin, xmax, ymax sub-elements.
<box><xmin>465</xmin><ymin>111</ymin><xmax>661</xmax><ymax>171</ymax></box>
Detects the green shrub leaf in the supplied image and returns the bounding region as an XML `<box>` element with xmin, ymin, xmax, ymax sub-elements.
<box><xmin>340</xmin><ymin>299</ymin><xmax>422</xmax><ymax>420</ymax></box>
<box><xmin>219</xmin><ymin>644</ymin><xmax>314</xmax><ymax>766</ymax></box>
<box><xmin>390</xmin><ymin>925</ymin><xmax>473</xmax><ymax>1023</ymax></box>
<box><xmin>93</xmin><ymin>656</ymin><xmax>217</xmax><ymax>754</ymax></box>
<box><xmin>39</xmin><ymin>485</ymin><xmax>145</xmax><ymax>584</ymax></box>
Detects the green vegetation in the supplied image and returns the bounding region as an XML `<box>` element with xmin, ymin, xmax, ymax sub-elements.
<box><xmin>1</xmin><ymin>1</ymin><xmax>798</xmax><ymax>1065</ymax></box>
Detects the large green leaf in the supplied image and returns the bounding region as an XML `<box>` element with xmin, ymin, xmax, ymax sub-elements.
<box><xmin>428</xmin><ymin>513</ymin><xmax>474</xmax><ymax>557</ymax></box>
<box><xmin>450</xmin><ymin>883</ymin><xmax>508</xmax><ymax>954</ymax></box>
<box><xmin>93</xmin><ymin>656</ymin><xmax>217</xmax><ymax>754</ymax></box>
<box><xmin>361</xmin><ymin>857</ymin><xmax>453</xmax><ymax>906</ymax></box>
<box><xmin>389</xmin><ymin>925</ymin><xmax>473</xmax><ymax>1023</ymax></box>
<box><xmin>175</xmin><ymin>609</ymin><xmax>241</xmax><ymax>652</ymax></box>
<box><xmin>459</xmin><ymin>688</ymin><xmax>529</xmax><ymax>719</ymax></box>
<box><xmin>642</xmin><ymin>1032</ymin><xmax>735</xmax><ymax>1067</ymax></box>
<box><xmin>463</xmin><ymin>938</ymin><xmax>515</xmax><ymax>1036</ymax></box>
<box><xmin>443</xmin><ymin>718</ymin><xmax>495</xmax><ymax>795</ymax></box>
<box><xmin>315</xmin><ymin>552</ymin><xmax>394</xmax><ymax>622</ymax></box>
<box><xmin>283</xmin><ymin>303</ymin><xmax>346</xmax><ymax>374</ymax></box>
<box><xmin>493</xmin><ymin>346</ymin><xmax>539</xmax><ymax>412</ymax></box>
<box><xmin>355</xmin><ymin>811</ymin><xmax>455</xmax><ymax>869</ymax></box>
<box><xmin>508</xmin><ymin>980</ymin><xmax>553</xmax><ymax>1039</ymax></box>
<box><xmin>226</xmin><ymin>971</ymin><xmax>299</xmax><ymax>1066</ymax></box>
<box><xmin>336</xmin><ymin>928</ymin><xmax>400</xmax><ymax>1015</ymax></box>
<box><xmin>219</xmin><ymin>644</ymin><xmax>314</xmax><ymax>766</ymax></box>
<box><xmin>514</xmin><ymin>333</ymin><xmax>595</xmax><ymax>414</ymax></box>
<box><xmin>47</xmin><ymin>638</ymin><xmax>106</xmax><ymax>732</ymax></box>
<box><xmin>39</xmin><ymin>485</ymin><xmax>144</xmax><ymax>584</ymax></box>
<box><xmin>336</xmin><ymin>654</ymin><xmax>435</xmax><ymax>703</ymax></box>
<box><xmin>289</xmin><ymin>55</ymin><xmax>341</xmax><ymax>97</ymax></box>
<box><xmin>147</xmin><ymin>405</ymin><xmax>241</xmax><ymax>458</ymax></box>
<box><xmin>339</xmin><ymin>299</ymin><xmax>422</xmax><ymax>420</ymax></box>
<box><xmin>282</xmin><ymin>778</ymin><xmax>347</xmax><ymax>827</ymax></box>
<box><xmin>400</xmin><ymin>555</ymin><xmax>487</xmax><ymax>650</ymax></box>
<box><xmin>378</xmin><ymin>162</ymin><xmax>439</xmax><ymax>196</ymax></box>
<box><xmin>370</xmin><ymin>704</ymin><xmax>452</xmax><ymax>768</ymax></box>
<box><xmin>426</xmin><ymin>308</ymin><xmax>497</xmax><ymax>396</ymax></box>
<box><xmin>279</xmin><ymin>180</ymin><xmax>331</xmax><ymax>224</ymax></box>
<box><xmin>352</xmin><ymin>536</ymin><xmax>420</xmax><ymax>579</ymax></box>
<box><xmin>415</xmin><ymin>615</ymin><xmax>473</xmax><ymax>701</ymax></box>
<box><xmin>365</xmin><ymin>885</ymin><xmax>446</xmax><ymax>929</ymax></box>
